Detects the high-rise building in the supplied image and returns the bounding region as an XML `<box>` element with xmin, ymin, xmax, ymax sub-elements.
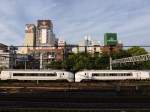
<box><xmin>19</xmin><ymin>20</ymin><xmax>64</xmax><ymax>69</ymax></box>
<box><xmin>102</xmin><ymin>33</ymin><xmax>123</xmax><ymax>54</ymax></box>
<box><xmin>20</xmin><ymin>20</ymin><xmax>58</xmax><ymax>54</ymax></box>
<box><xmin>104</xmin><ymin>33</ymin><xmax>118</xmax><ymax>46</ymax></box>
<box><xmin>20</xmin><ymin>24</ymin><xmax>36</xmax><ymax>54</ymax></box>
<box><xmin>36</xmin><ymin>20</ymin><xmax>58</xmax><ymax>47</ymax></box>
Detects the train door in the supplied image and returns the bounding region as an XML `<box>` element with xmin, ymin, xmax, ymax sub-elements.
<box><xmin>10</xmin><ymin>72</ymin><xmax>12</xmax><ymax>79</ymax></box>
<box><xmin>85</xmin><ymin>72</ymin><xmax>90</xmax><ymax>79</ymax></box>
<box><xmin>59</xmin><ymin>72</ymin><xmax>65</xmax><ymax>79</ymax></box>
<box><xmin>136</xmin><ymin>72</ymin><xmax>141</xmax><ymax>80</ymax></box>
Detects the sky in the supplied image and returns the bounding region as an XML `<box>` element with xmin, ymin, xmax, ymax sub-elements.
<box><xmin>0</xmin><ymin>0</ymin><xmax>150</xmax><ymax>46</ymax></box>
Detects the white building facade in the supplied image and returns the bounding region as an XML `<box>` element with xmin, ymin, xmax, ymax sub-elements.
<box><xmin>72</xmin><ymin>35</ymin><xmax>102</xmax><ymax>54</ymax></box>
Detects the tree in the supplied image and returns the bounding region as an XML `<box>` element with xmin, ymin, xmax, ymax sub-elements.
<box><xmin>112</xmin><ymin>50</ymin><xmax>131</xmax><ymax>59</ymax></box>
<box><xmin>46</xmin><ymin>61</ymin><xmax>63</xmax><ymax>69</ymax></box>
<box><xmin>113</xmin><ymin>47</ymin><xmax>149</xmax><ymax>70</ymax></box>
<box><xmin>127</xmin><ymin>46</ymin><xmax>147</xmax><ymax>56</ymax></box>
<box><xmin>45</xmin><ymin>47</ymin><xmax>149</xmax><ymax>71</ymax></box>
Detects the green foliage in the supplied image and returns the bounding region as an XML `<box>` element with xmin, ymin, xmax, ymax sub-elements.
<box><xmin>112</xmin><ymin>50</ymin><xmax>131</xmax><ymax>59</ymax></box>
<box><xmin>46</xmin><ymin>61</ymin><xmax>63</xmax><ymax>69</ymax></box>
<box><xmin>46</xmin><ymin>46</ymin><xmax>150</xmax><ymax>71</ymax></box>
<box><xmin>142</xmin><ymin>61</ymin><xmax>150</xmax><ymax>69</ymax></box>
<box><xmin>46</xmin><ymin>53</ymin><xmax>110</xmax><ymax>72</ymax></box>
<box><xmin>127</xmin><ymin>46</ymin><xmax>147</xmax><ymax>56</ymax></box>
<box><xmin>113</xmin><ymin>47</ymin><xmax>149</xmax><ymax>70</ymax></box>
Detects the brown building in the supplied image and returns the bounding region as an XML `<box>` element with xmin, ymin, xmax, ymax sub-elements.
<box><xmin>33</xmin><ymin>48</ymin><xmax>64</xmax><ymax>61</ymax></box>
<box><xmin>36</xmin><ymin>20</ymin><xmax>58</xmax><ymax>46</ymax></box>
<box><xmin>101</xmin><ymin>43</ymin><xmax>123</xmax><ymax>54</ymax></box>
<box><xmin>29</xmin><ymin>47</ymin><xmax>64</xmax><ymax>68</ymax></box>
<box><xmin>20</xmin><ymin>20</ymin><xmax>58</xmax><ymax>54</ymax></box>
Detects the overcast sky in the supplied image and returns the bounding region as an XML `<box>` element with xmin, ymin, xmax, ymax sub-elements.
<box><xmin>0</xmin><ymin>0</ymin><xmax>150</xmax><ymax>46</ymax></box>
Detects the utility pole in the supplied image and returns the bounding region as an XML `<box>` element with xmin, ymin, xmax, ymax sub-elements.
<box><xmin>40</xmin><ymin>52</ymin><xmax>43</xmax><ymax>69</ymax></box>
<box><xmin>109</xmin><ymin>46</ymin><xmax>113</xmax><ymax>70</ymax></box>
<box><xmin>109</xmin><ymin>56</ymin><xmax>112</xmax><ymax>70</ymax></box>
<box><xmin>85</xmin><ymin>38</ymin><xmax>88</xmax><ymax>53</ymax></box>
<box><xmin>25</xmin><ymin>60</ymin><xmax>27</xmax><ymax>69</ymax></box>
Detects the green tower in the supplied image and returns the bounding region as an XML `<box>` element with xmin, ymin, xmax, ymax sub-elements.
<box><xmin>104</xmin><ymin>33</ymin><xmax>118</xmax><ymax>46</ymax></box>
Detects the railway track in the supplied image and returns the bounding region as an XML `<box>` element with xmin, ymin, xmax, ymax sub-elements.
<box><xmin>0</xmin><ymin>91</ymin><xmax>150</xmax><ymax>110</ymax></box>
<box><xmin>0</xmin><ymin>83</ymin><xmax>150</xmax><ymax>111</ymax></box>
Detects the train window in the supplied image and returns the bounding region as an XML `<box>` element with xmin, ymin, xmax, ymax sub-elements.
<box><xmin>92</xmin><ymin>73</ymin><xmax>132</xmax><ymax>77</ymax></box>
<box><xmin>92</xmin><ymin>73</ymin><xmax>99</xmax><ymax>76</ymax></box>
<box><xmin>13</xmin><ymin>73</ymin><xmax>57</xmax><ymax>76</ymax></box>
<box><xmin>92</xmin><ymin>73</ymin><xmax>105</xmax><ymax>76</ymax></box>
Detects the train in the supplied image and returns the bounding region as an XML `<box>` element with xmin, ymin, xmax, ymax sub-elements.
<box><xmin>75</xmin><ymin>70</ymin><xmax>150</xmax><ymax>82</ymax></box>
<box><xmin>0</xmin><ymin>69</ymin><xmax>150</xmax><ymax>82</ymax></box>
<box><xmin>0</xmin><ymin>70</ymin><xmax>74</xmax><ymax>82</ymax></box>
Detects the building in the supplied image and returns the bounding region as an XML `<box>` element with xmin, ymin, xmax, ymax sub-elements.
<box><xmin>36</xmin><ymin>20</ymin><xmax>58</xmax><ymax>47</ymax></box>
<box><xmin>90</xmin><ymin>41</ymin><xmax>102</xmax><ymax>54</ymax></box>
<box><xmin>0</xmin><ymin>43</ymin><xmax>8</xmax><ymax>51</ymax></box>
<box><xmin>58</xmin><ymin>39</ymin><xmax>66</xmax><ymax>49</ymax></box>
<box><xmin>18</xmin><ymin>20</ymin><xmax>61</xmax><ymax>68</ymax></box>
<box><xmin>20</xmin><ymin>24</ymin><xmax>36</xmax><ymax>54</ymax></box>
<box><xmin>20</xmin><ymin>20</ymin><xmax>58</xmax><ymax>54</ymax></box>
<box><xmin>72</xmin><ymin>35</ymin><xmax>102</xmax><ymax>54</ymax></box>
<box><xmin>104</xmin><ymin>33</ymin><xmax>118</xmax><ymax>46</ymax></box>
<box><xmin>31</xmin><ymin>20</ymin><xmax>61</xmax><ymax>68</ymax></box>
<box><xmin>15</xmin><ymin>54</ymin><xmax>39</xmax><ymax>69</ymax></box>
<box><xmin>30</xmin><ymin>48</ymin><xmax>64</xmax><ymax>69</ymax></box>
<box><xmin>101</xmin><ymin>43</ymin><xmax>123</xmax><ymax>54</ymax></box>
<box><xmin>101</xmin><ymin>33</ymin><xmax>123</xmax><ymax>54</ymax></box>
<box><xmin>0</xmin><ymin>43</ymin><xmax>9</xmax><ymax>68</ymax></box>
<box><xmin>0</xmin><ymin>43</ymin><xmax>16</xmax><ymax>68</ymax></box>
<box><xmin>72</xmin><ymin>35</ymin><xmax>92</xmax><ymax>53</ymax></box>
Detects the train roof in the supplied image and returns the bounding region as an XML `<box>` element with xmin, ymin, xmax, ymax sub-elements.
<box><xmin>1</xmin><ymin>69</ymin><xmax>69</xmax><ymax>72</ymax></box>
<box><xmin>77</xmin><ymin>70</ymin><xmax>143</xmax><ymax>72</ymax></box>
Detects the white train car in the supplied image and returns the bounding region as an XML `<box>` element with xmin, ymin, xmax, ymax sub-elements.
<box><xmin>75</xmin><ymin>70</ymin><xmax>150</xmax><ymax>82</ymax></box>
<box><xmin>0</xmin><ymin>69</ymin><xmax>74</xmax><ymax>82</ymax></box>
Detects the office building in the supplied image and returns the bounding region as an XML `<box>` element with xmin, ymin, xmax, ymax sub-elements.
<box><xmin>102</xmin><ymin>33</ymin><xmax>123</xmax><ymax>53</ymax></box>
<box><xmin>36</xmin><ymin>20</ymin><xmax>58</xmax><ymax>47</ymax></box>
<box><xmin>20</xmin><ymin>24</ymin><xmax>36</xmax><ymax>54</ymax></box>
<box><xmin>104</xmin><ymin>33</ymin><xmax>118</xmax><ymax>46</ymax></box>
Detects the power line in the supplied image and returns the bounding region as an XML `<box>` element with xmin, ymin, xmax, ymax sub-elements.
<box><xmin>4</xmin><ymin>45</ymin><xmax>150</xmax><ymax>47</ymax></box>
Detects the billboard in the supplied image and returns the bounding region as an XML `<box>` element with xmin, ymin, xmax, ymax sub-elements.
<box><xmin>104</xmin><ymin>33</ymin><xmax>118</xmax><ymax>46</ymax></box>
<box><xmin>37</xmin><ymin>20</ymin><xmax>53</xmax><ymax>29</ymax></box>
